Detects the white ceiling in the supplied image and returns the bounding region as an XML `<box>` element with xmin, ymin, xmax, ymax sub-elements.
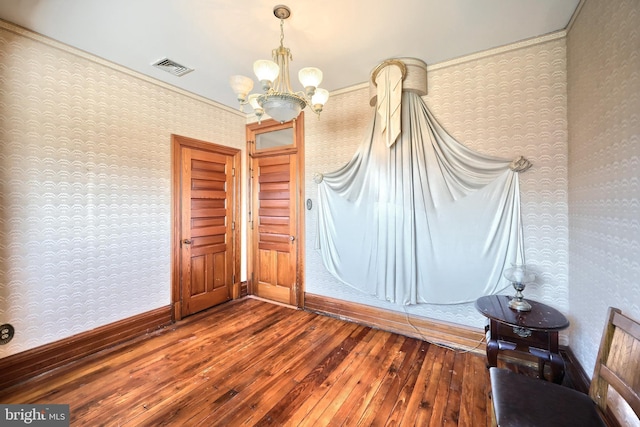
<box><xmin>0</xmin><ymin>0</ymin><xmax>580</xmax><ymax>111</ymax></box>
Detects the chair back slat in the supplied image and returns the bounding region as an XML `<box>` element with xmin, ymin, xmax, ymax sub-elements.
<box><xmin>613</xmin><ymin>312</ymin><xmax>640</xmax><ymax>341</ymax></box>
<box><xmin>600</xmin><ymin>365</ymin><xmax>640</xmax><ymax>417</ymax></box>
<box><xmin>590</xmin><ymin>308</ymin><xmax>640</xmax><ymax>424</ymax></box>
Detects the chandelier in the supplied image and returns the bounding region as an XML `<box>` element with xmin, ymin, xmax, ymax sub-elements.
<box><xmin>229</xmin><ymin>5</ymin><xmax>329</xmax><ymax>123</ymax></box>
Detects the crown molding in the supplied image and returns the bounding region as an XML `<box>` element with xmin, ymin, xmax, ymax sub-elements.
<box><xmin>0</xmin><ymin>18</ymin><xmax>245</xmax><ymax>117</ymax></box>
<box><xmin>565</xmin><ymin>0</ymin><xmax>586</xmax><ymax>35</ymax></box>
<box><xmin>427</xmin><ymin>30</ymin><xmax>566</xmax><ymax>71</ymax></box>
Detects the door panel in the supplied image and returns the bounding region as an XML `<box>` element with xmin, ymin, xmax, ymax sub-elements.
<box><xmin>253</xmin><ymin>153</ymin><xmax>297</xmax><ymax>305</ymax></box>
<box><xmin>180</xmin><ymin>147</ymin><xmax>233</xmax><ymax>316</ymax></box>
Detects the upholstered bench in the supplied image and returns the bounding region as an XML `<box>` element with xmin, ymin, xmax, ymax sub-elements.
<box><xmin>489</xmin><ymin>307</ymin><xmax>640</xmax><ymax>427</ymax></box>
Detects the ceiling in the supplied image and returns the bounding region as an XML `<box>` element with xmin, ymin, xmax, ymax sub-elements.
<box><xmin>0</xmin><ymin>0</ymin><xmax>580</xmax><ymax>111</ymax></box>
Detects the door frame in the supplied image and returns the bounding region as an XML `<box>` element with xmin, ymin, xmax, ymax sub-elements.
<box><xmin>171</xmin><ymin>134</ymin><xmax>242</xmax><ymax>321</ymax></box>
<box><xmin>246</xmin><ymin>115</ymin><xmax>306</xmax><ymax>308</ymax></box>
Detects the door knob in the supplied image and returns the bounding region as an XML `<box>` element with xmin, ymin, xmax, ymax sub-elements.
<box><xmin>183</xmin><ymin>239</ymin><xmax>192</xmax><ymax>245</ymax></box>
<box><xmin>290</xmin><ymin>236</ymin><xmax>295</xmax><ymax>242</ymax></box>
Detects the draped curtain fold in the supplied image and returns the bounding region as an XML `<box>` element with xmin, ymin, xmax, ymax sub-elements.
<box><xmin>315</xmin><ymin>92</ymin><xmax>524</xmax><ymax>305</ymax></box>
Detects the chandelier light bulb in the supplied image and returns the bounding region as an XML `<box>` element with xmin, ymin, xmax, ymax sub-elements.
<box><xmin>298</xmin><ymin>67</ymin><xmax>323</xmax><ymax>96</ymax></box>
<box><xmin>248</xmin><ymin>93</ymin><xmax>264</xmax><ymax>121</ymax></box>
<box><xmin>253</xmin><ymin>60</ymin><xmax>279</xmax><ymax>90</ymax></box>
<box><xmin>229</xmin><ymin>75</ymin><xmax>254</xmax><ymax>103</ymax></box>
<box><xmin>311</xmin><ymin>88</ymin><xmax>330</xmax><ymax>111</ymax></box>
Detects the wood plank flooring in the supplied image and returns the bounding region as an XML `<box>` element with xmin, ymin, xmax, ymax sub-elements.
<box><xmin>0</xmin><ymin>298</ymin><xmax>494</xmax><ymax>426</ymax></box>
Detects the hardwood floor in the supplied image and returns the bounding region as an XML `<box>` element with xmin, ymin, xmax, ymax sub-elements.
<box><xmin>0</xmin><ymin>298</ymin><xmax>493</xmax><ymax>426</ymax></box>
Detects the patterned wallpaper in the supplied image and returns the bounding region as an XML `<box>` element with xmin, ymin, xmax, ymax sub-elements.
<box><xmin>566</xmin><ymin>0</ymin><xmax>640</xmax><ymax>374</ymax></box>
<box><xmin>304</xmin><ymin>36</ymin><xmax>570</xmax><ymax>339</ymax></box>
<box><xmin>0</xmin><ymin>21</ymin><xmax>246</xmax><ymax>357</ymax></box>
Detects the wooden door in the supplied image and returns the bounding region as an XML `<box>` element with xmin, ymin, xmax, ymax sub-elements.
<box><xmin>247</xmin><ymin>117</ymin><xmax>304</xmax><ymax>307</ymax></box>
<box><xmin>253</xmin><ymin>154</ymin><xmax>297</xmax><ymax>304</ymax></box>
<box><xmin>172</xmin><ymin>135</ymin><xmax>241</xmax><ymax>320</ymax></box>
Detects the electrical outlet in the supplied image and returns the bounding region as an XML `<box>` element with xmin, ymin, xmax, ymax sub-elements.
<box><xmin>0</xmin><ymin>324</ymin><xmax>14</xmax><ymax>345</ymax></box>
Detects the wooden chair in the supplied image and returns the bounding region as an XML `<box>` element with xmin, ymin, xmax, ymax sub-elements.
<box><xmin>489</xmin><ymin>307</ymin><xmax>640</xmax><ymax>426</ymax></box>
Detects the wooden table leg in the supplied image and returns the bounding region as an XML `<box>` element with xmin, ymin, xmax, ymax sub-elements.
<box><xmin>486</xmin><ymin>320</ymin><xmax>499</xmax><ymax>367</ymax></box>
<box><xmin>549</xmin><ymin>351</ymin><xmax>565</xmax><ymax>384</ymax></box>
<box><xmin>547</xmin><ymin>331</ymin><xmax>564</xmax><ymax>383</ymax></box>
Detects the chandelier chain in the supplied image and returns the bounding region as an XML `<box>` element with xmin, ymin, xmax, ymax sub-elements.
<box><xmin>280</xmin><ymin>19</ymin><xmax>285</xmax><ymax>48</ymax></box>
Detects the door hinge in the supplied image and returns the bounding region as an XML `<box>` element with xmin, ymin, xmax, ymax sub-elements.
<box><xmin>232</xmin><ymin>167</ymin><xmax>235</xmax><ymax>177</ymax></box>
<box><xmin>232</xmin><ymin>221</ymin><xmax>235</xmax><ymax>230</ymax></box>
<box><xmin>233</xmin><ymin>274</ymin><xmax>236</xmax><ymax>283</ymax></box>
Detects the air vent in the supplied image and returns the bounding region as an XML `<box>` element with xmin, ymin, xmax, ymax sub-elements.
<box><xmin>151</xmin><ymin>58</ymin><xmax>194</xmax><ymax>77</ymax></box>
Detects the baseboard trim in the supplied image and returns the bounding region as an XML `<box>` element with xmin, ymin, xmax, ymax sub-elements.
<box><xmin>304</xmin><ymin>293</ymin><xmax>486</xmax><ymax>354</ymax></box>
<box><xmin>560</xmin><ymin>346</ymin><xmax>591</xmax><ymax>393</ymax></box>
<box><xmin>0</xmin><ymin>305</ymin><xmax>173</xmax><ymax>390</ymax></box>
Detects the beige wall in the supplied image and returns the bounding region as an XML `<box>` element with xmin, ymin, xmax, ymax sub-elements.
<box><xmin>0</xmin><ymin>21</ymin><xmax>246</xmax><ymax>357</ymax></box>
<box><xmin>304</xmin><ymin>36</ymin><xmax>570</xmax><ymax>335</ymax></box>
<box><xmin>567</xmin><ymin>0</ymin><xmax>640</xmax><ymax>374</ymax></box>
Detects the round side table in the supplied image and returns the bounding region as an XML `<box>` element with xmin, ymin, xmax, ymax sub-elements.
<box><xmin>475</xmin><ymin>295</ymin><xmax>570</xmax><ymax>383</ymax></box>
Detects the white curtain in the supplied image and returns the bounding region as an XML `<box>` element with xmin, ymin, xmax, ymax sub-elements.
<box><xmin>315</xmin><ymin>91</ymin><xmax>524</xmax><ymax>305</ymax></box>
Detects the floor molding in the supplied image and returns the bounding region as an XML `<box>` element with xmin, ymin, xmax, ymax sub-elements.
<box><xmin>0</xmin><ymin>306</ymin><xmax>172</xmax><ymax>390</ymax></box>
<box><xmin>304</xmin><ymin>293</ymin><xmax>486</xmax><ymax>354</ymax></box>
<box><xmin>561</xmin><ymin>346</ymin><xmax>591</xmax><ymax>393</ymax></box>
